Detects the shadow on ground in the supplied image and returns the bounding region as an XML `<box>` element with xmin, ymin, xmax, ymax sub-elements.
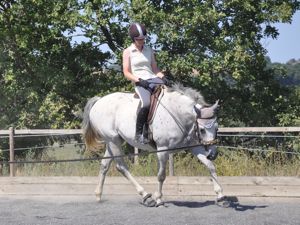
<box><xmin>166</xmin><ymin>196</ymin><xmax>268</xmax><ymax>211</ymax></box>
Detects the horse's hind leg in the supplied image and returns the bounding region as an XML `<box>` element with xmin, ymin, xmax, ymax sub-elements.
<box><xmin>108</xmin><ymin>141</ymin><xmax>156</xmax><ymax>207</ymax></box>
<box><xmin>95</xmin><ymin>147</ymin><xmax>113</xmax><ymax>202</ymax></box>
<box><xmin>153</xmin><ymin>152</ymin><xmax>168</xmax><ymax>207</ymax></box>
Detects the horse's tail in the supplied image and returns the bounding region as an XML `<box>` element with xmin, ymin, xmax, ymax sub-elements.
<box><xmin>82</xmin><ymin>96</ymin><xmax>101</xmax><ymax>150</ymax></box>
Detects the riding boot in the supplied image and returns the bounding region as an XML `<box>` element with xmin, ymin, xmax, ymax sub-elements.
<box><xmin>135</xmin><ymin>107</ymin><xmax>150</xmax><ymax>144</ymax></box>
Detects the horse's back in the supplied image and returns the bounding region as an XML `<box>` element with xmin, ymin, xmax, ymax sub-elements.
<box><xmin>92</xmin><ymin>92</ymin><xmax>135</xmax><ymax>110</ymax></box>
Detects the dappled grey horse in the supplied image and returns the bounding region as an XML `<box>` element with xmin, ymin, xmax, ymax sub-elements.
<box><xmin>82</xmin><ymin>84</ymin><xmax>229</xmax><ymax>207</ymax></box>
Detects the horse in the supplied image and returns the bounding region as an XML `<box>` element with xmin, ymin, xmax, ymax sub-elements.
<box><xmin>82</xmin><ymin>84</ymin><xmax>230</xmax><ymax>207</ymax></box>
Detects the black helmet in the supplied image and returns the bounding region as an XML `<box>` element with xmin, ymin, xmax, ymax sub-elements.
<box><xmin>129</xmin><ymin>23</ymin><xmax>147</xmax><ymax>41</ymax></box>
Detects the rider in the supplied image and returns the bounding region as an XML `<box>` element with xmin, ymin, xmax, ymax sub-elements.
<box><xmin>122</xmin><ymin>22</ymin><xmax>170</xmax><ymax>144</ymax></box>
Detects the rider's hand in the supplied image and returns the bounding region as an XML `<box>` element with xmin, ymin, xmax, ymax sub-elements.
<box><xmin>136</xmin><ymin>78</ymin><xmax>150</xmax><ymax>89</ymax></box>
<box><xmin>162</xmin><ymin>76</ymin><xmax>172</xmax><ymax>87</ymax></box>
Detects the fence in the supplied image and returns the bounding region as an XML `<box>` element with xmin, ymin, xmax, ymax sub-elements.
<box><xmin>0</xmin><ymin>127</ymin><xmax>300</xmax><ymax>177</ymax></box>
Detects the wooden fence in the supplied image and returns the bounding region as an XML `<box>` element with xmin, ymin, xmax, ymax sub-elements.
<box><xmin>1</xmin><ymin>127</ymin><xmax>300</xmax><ymax>177</ymax></box>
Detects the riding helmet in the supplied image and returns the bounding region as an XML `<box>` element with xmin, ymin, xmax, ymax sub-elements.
<box><xmin>129</xmin><ymin>23</ymin><xmax>147</xmax><ymax>41</ymax></box>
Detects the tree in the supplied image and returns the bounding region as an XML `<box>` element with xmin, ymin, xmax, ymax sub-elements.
<box><xmin>0</xmin><ymin>0</ymin><xmax>129</xmax><ymax>130</ymax></box>
<box><xmin>265</xmin><ymin>57</ymin><xmax>300</xmax><ymax>126</ymax></box>
<box><xmin>1</xmin><ymin>0</ymin><xmax>299</xmax><ymax>130</ymax></box>
<box><xmin>0</xmin><ymin>0</ymin><xmax>128</xmax><ymax>161</ymax></box>
<box><xmin>125</xmin><ymin>0</ymin><xmax>300</xmax><ymax>126</ymax></box>
<box><xmin>78</xmin><ymin>0</ymin><xmax>300</xmax><ymax>126</ymax></box>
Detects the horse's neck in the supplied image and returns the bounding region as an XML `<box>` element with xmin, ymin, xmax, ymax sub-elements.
<box><xmin>164</xmin><ymin>92</ymin><xmax>195</xmax><ymax>116</ymax></box>
<box><xmin>160</xmin><ymin>92</ymin><xmax>196</xmax><ymax>128</ymax></box>
<box><xmin>151</xmin><ymin>91</ymin><xmax>198</xmax><ymax>145</ymax></box>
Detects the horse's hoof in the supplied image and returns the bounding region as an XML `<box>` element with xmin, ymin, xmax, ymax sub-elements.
<box><xmin>156</xmin><ymin>201</ymin><xmax>165</xmax><ymax>207</ymax></box>
<box><xmin>142</xmin><ymin>193</ymin><xmax>156</xmax><ymax>207</ymax></box>
<box><xmin>95</xmin><ymin>193</ymin><xmax>101</xmax><ymax>203</ymax></box>
<box><xmin>215</xmin><ymin>196</ymin><xmax>231</xmax><ymax>208</ymax></box>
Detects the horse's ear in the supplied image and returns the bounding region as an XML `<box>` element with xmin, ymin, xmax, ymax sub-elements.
<box><xmin>200</xmin><ymin>107</ymin><xmax>215</xmax><ymax>119</ymax></box>
<box><xmin>212</xmin><ymin>100</ymin><xmax>219</xmax><ymax>114</ymax></box>
<box><xmin>195</xmin><ymin>103</ymin><xmax>218</xmax><ymax>118</ymax></box>
<box><xmin>194</xmin><ymin>105</ymin><xmax>201</xmax><ymax>117</ymax></box>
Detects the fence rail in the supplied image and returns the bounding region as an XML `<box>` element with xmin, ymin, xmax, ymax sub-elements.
<box><xmin>1</xmin><ymin>127</ymin><xmax>300</xmax><ymax>136</ymax></box>
<box><xmin>1</xmin><ymin>127</ymin><xmax>299</xmax><ymax>177</ymax></box>
<box><xmin>0</xmin><ymin>129</ymin><xmax>81</xmax><ymax>136</ymax></box>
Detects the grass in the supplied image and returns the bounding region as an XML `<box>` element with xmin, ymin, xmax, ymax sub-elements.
<box><xmin>1</xmin><ymin>144</ymin><xmax>299</xmax><ymax>177</ymax></box>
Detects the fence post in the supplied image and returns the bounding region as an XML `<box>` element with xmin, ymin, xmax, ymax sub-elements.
<box><xmin>0</xmin><ymin>148</ymin><xmax>2</xmax><ymax>176</ymax></box>
<box><xmin>134</xmin><ymin>147</ymin><xmax>139</xmax><ymax>165</ymax></box>
<box><xmin>0</xmin><ymin>161</ymin><xmax>2</xmax><ymax>176</ymax></box>
<box><xmin>9</xmin><ymin>127</ymin><xmax>15</xmax><ymax>177</ymax></box>
<box><xmin>169</xmin><ymin>153</ymin><xmax>174</xmax><ymax>176</ymax></box>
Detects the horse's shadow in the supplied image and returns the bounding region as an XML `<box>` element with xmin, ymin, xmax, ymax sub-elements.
<box><xmin>166</xmin><ymin>196</ymin><xmax>268</xmax><ymax>211</ymax></box>
<box><xmin>166</xmin><ymin>200</ymin><xmax>215</xmax><ymax>208</ymax></box>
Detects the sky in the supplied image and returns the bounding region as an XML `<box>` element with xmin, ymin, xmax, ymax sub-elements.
<box><xmin>263</xmin><ymin>10</ymin><xmax>300</xmax><ymax>64</ymax></box>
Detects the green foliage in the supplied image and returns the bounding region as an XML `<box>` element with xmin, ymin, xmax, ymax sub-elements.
<box><xmin>265</xmin><ymin>58</ymin><xmax>300</xmax><ymax>125</ymax></box>
<box><xmin>10</xmin><ymin>146</ymin><xmax>300</xmax><ymax>176</ymax></box>
<box><xmin>0</xmin><ymin>0</ymin><xmax>299</xmax><ymax>160</ymax></box>
<box><xmin>1</xmin><ymin>0</ymin><xmax>299</xmax><ymax>129</ymax></box>
<box><xmin>276</xmin><ymin>87</ymin><xmax>300</xmax><ymax>126</ymax></box>
<box><xmin>286</xmin><ymin>59</ymin><xmax>300</xmax><ymax>83</ymax></box>
<box><xmin>271</xmin><ymin>58</ymin><xmax>300</xmax><ymax>86</ymax></box>
<box><xmin>126</xmin><ymin>0</ymin><xmax>300</xmax><ymax>126</ymax></box>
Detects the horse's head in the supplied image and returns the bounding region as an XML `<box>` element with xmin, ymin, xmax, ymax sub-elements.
<box><xmin>194</xmin><ymin>100</ymin><xmax>219</xmax><ymax>160</ymax></box>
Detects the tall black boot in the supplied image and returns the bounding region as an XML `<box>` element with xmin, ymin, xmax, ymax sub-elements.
<box><xmin>135</xmin><ymin>107</ymin><xmax>150</xmax><ymax>144</ymax></box>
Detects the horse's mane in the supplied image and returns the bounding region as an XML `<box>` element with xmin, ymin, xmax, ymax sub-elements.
<box><xmin>167</xmin><ymin>83</ymin><xmax>208</xmax><ymax>106</ymax></box>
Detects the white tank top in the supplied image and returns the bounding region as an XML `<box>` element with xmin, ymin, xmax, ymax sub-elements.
<box><xmin>129</xmin><ymin>44</ymin><xmax>157</xmax><ymax>80</ymax></box>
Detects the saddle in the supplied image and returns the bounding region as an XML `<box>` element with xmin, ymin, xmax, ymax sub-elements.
<box><xmin>147</xmin><ymin>85</ymin><xmax>164</xmax><ymax>124</ymax></box>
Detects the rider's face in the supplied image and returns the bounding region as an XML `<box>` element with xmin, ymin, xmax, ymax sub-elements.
<box><xmin>134</xmin><ymin>37</ymin><xmax>145</xmax><ymax>48</ymax></box>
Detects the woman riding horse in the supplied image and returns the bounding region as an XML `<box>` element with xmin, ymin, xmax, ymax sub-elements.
<box><xmin>82</xmin><ymin>23</ymin><xmax>229</xmax><ymax>207</ymax></box>
<box><xmin>122</xmin><ymin>22</ymin><xmax>170</xmax><ymax>144</ymax></box>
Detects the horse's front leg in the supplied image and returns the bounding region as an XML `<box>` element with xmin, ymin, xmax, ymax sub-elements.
<box><xmin>95</xmin><ymin>148</ymin><xmax>113</xmax><ymax>202</ymax></box>
<box><xmin>192</xmin><ymin>147</ymin><xmax>225</xmax><ymax>200</ymax></box>
<box><xmin>153</xmin><ymin>152</ymin><xmax>168</xmax><ymax>207</ymax></box>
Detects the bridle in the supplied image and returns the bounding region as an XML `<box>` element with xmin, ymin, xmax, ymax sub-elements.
<box><xmin>194</xmin><ymin>114</ymin><xmax>219</xmax><ymax>146</ymax></box>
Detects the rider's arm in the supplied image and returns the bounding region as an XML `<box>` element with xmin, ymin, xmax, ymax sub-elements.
<box><xmin>151</xmin><ymin>51</ymin><xmax>164</xmax><ymax>79</ymax></box>
<box><xmin>122</xmin><ymin>48</ymin><xmax>140</xmax><ymax>83</ymax></box>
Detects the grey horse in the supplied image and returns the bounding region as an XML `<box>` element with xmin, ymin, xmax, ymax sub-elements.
<box><xmin>82</xmin><ymin>84</ymin><xmax>229</xmax><ymax>207</ymax></box>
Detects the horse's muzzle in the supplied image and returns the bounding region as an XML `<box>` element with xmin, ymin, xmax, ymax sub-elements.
<box><xmin>201</xmin><ymin>139</ymin><xmax>218</xmax><ymax>160</ymax></box>
<box><xmin>207</xmin><ymin>148</ymin><xmax>218</xmax><ymax>160</ymax></box>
